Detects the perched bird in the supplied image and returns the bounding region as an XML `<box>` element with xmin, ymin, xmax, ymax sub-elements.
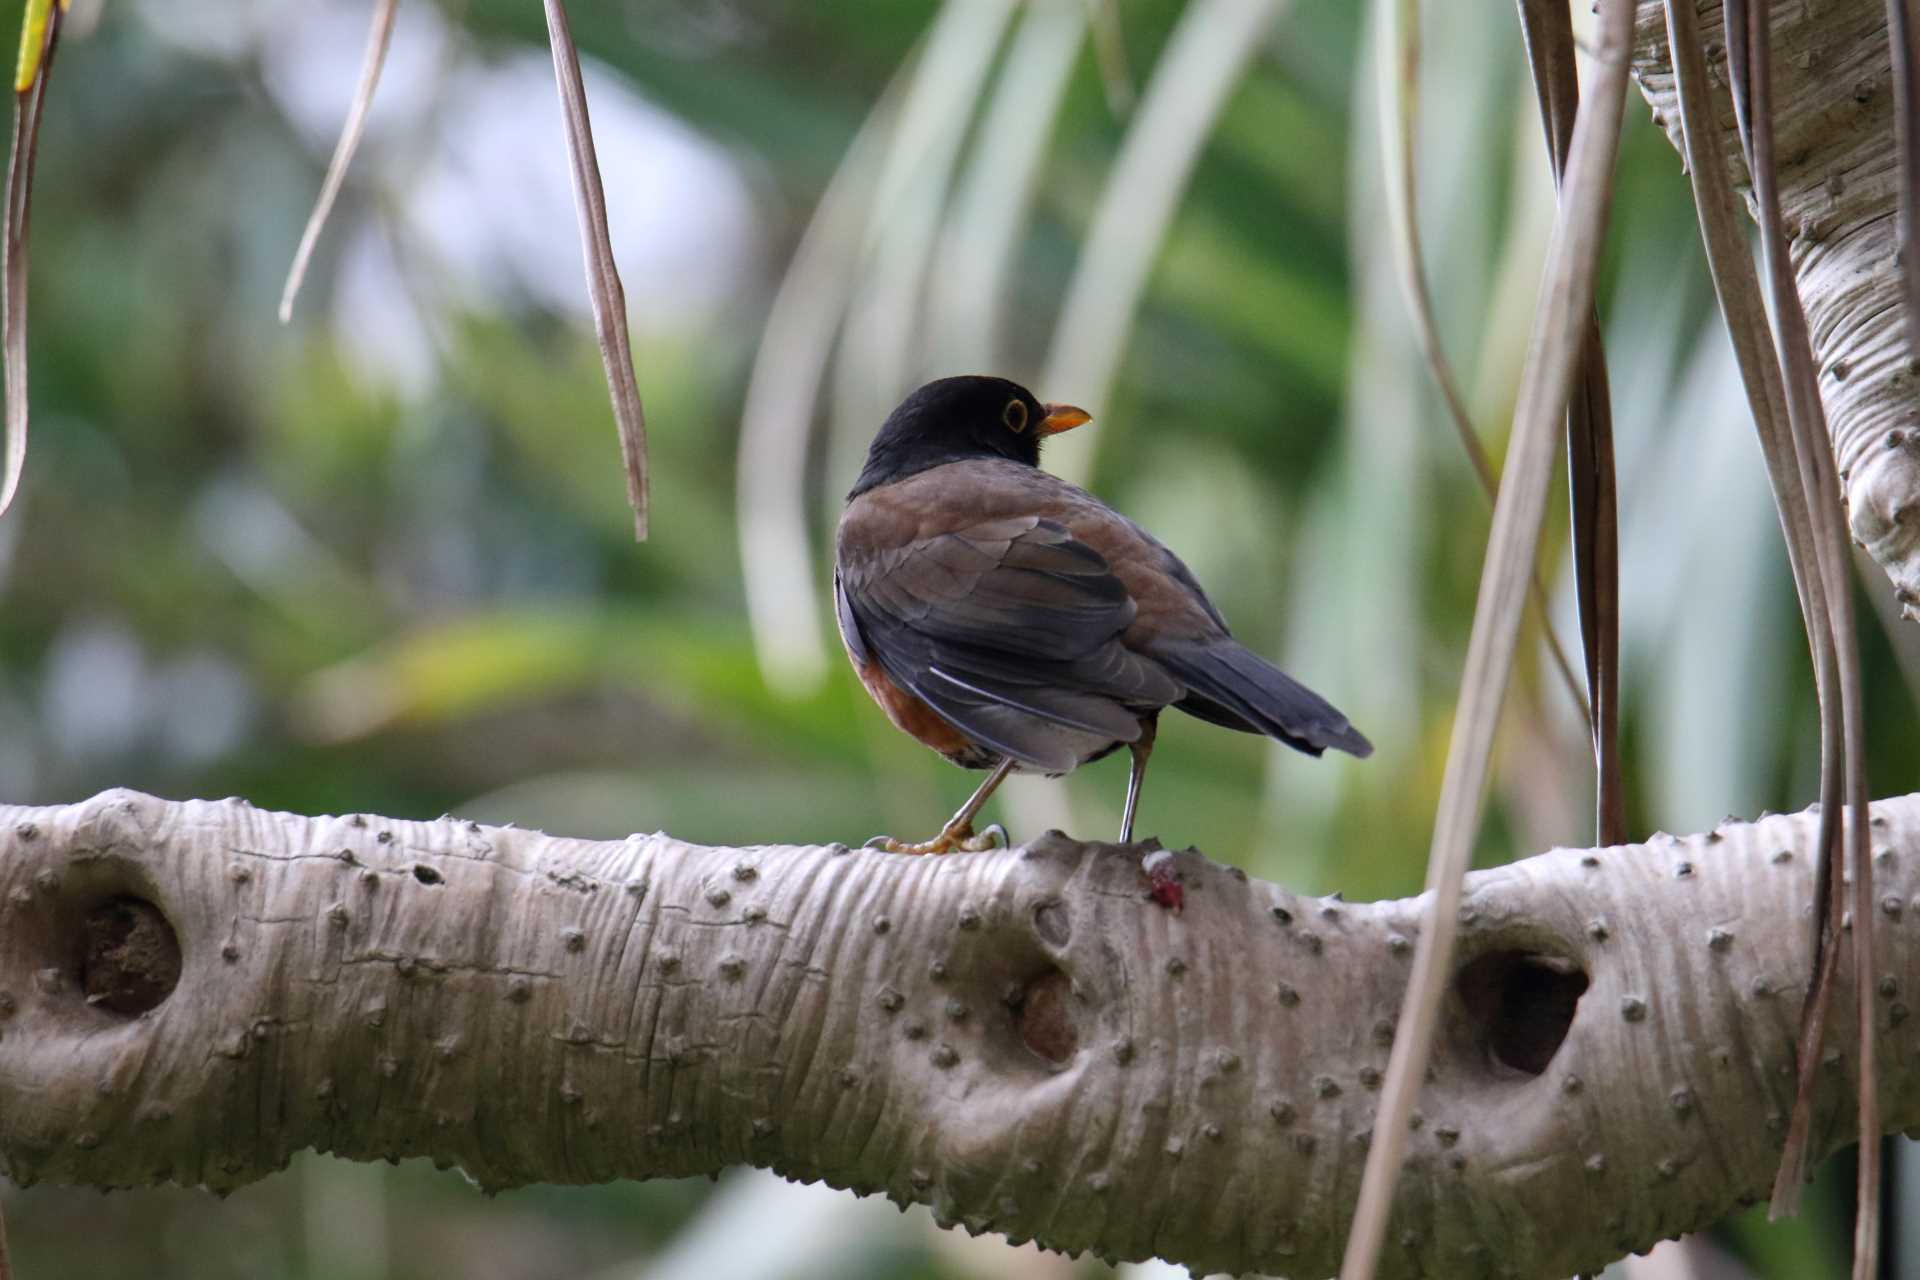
<box><xmin>834</xmin><ymin>375</ymin><xmax>1371</xmax><ymax>853</ymax></box>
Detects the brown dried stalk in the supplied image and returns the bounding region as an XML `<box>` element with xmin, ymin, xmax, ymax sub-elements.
<box><xmin>544</xmin><ymin>0</ymin><xmax>649</xmax><ymax>541</ymax></box>
<box><xmin>0</xmin><ymin>1</ymin><xmax>59</xmax><ymax>521</ymax></box>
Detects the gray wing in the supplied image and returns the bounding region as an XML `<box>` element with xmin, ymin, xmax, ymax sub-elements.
<box><xmin>836</xmin><ymin>515</ymin><xmax>1181</xmax><ymax>771</ymax></box>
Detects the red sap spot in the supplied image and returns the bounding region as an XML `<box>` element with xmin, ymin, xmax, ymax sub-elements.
<box><xmin>1141</xmin><ymin>850</ymin><xmax>1184</xmax><ymax>912</ymax></box>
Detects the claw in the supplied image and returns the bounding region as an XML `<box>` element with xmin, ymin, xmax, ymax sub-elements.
<box><xmin>973</xmin><ymin>822</ymin><xmax>1010</xmax><ymax>850</ymax></box>
<box><xmin>863</xmin><ymin>821</ymin><xmax>1001</xmax><ymax>856</ymax></box>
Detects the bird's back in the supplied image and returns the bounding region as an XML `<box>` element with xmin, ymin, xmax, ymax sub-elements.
<box><xmin>837</xmin><ymin>457</ymin><xmax>1368</xmax><ymax>762</ymax></box>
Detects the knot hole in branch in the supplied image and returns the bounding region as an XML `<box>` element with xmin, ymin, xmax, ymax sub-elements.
<box><xmin>1453</xmin><ymin>950</ymin><xmax>1587</xmax><ymax>1077</ymax></box>
<box><xmin>1017</xmin><ymin>900</ymin><xmax>1076</xmax><ymax>1063</ymax></box>
<box><xmin>1016</xmin><ymin>968</ymin><xmax>1076</xmax><ymax>1064</ymax></box>
<box><xmin>4</xmin><ymin>850</ymin><xmax>183</xmax><ymax>1021</ymax></box>
<box><xmin>79</xmin><ymin>896</ymin><xmax>181</xmax><ymax>1017</ymax></box>
<box><xmin>1032</xmin><ymin>898</ymin><xmax>1070</xmax><ymax>947</ymax></box>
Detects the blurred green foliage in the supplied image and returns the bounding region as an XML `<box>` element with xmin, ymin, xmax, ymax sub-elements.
<box><xmin>1</xmin><ymin>0</ymin><xmax>1912</xmax><ymax>1276</ymax></box>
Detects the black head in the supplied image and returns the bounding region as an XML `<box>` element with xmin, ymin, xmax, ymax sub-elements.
<box><xmin>847</xmin><ymin>376</ymin><xmax>1091</xmax><ymax>498</ymax></box>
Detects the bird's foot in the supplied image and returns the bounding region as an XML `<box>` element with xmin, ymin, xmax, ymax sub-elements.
<box><xmin>864</xmin><ymin>821</ymin><xmax>1009</xmax><ymax>855</ymax></box>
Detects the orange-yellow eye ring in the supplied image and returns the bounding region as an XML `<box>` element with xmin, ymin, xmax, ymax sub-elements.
<box><xmin>1003</xmin><ymin>399</ymin><xmax>1029</xmax><ymax>433</ymax></box>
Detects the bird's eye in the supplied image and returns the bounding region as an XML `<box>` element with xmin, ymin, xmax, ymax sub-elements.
<box><xmin>1003</xmin><ymin>399</ymin><xmax>1029</xmax><ymax>433</ymax></box>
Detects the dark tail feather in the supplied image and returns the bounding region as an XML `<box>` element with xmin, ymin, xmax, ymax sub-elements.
<box><xmin>1157</xmin><ymin>641</ymin><xmax>1373</xmax><ymax>758</ymax></box>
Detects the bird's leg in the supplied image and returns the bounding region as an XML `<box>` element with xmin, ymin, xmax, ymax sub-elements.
<box><xmin>869</xmin><ymin>756</ymin><xmax>1018</xmax><ymax>854</ymax></box>
<box><xmin>1119</xmin><ymin>715</ymin><xmax>1158</xmax><ymax>843</ymax></box>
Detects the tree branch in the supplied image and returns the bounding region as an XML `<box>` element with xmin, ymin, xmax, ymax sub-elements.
<box><xmin>1632</xmin><ymin>0</ymin><xmax>1920</xmax><ymax>616</ymax></box>
<box><xmin>1</xmin><ymin>790</ymin><xmax>1916</xmax><ymax>1277</ymax></box>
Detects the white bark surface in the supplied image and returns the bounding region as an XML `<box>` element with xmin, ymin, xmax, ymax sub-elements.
<box><xmin>1632</xmin><ymin>0</ymin><xmax>1920</xmax><ymax>612</ymax></box>
<box><xmin>2</xmin><ymin>789</ymin><xmax>1918</xmax><ymax>1277</ymax></box>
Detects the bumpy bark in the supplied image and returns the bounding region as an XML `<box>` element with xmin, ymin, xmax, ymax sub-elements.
<box><xmin>1632</xmin><ymin>0</ymin><xmax>1920</xmax><ymax>613</ymax></box>
<box><xmin>2</xmin><ymin>790</ymin><xmax>1918</xmax><ymax>1277</ymax></box>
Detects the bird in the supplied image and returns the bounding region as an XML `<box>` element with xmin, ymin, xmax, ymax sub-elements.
<box><xmin>833</xmin><ymin>375</ymin><xmax>1371</xmax><ymax>854</ymax></box>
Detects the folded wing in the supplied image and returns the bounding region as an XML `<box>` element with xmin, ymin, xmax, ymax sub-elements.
<box><xmin>836</xmin><ymin>516</ymin><xmax>1181</xmax><ymax>771</ymax></box>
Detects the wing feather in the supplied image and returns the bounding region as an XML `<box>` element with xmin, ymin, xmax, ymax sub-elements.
<box><xmin>837</xmin><ymin>515</ymin><xmax>1178</xmax><ymax>769</ymax></box>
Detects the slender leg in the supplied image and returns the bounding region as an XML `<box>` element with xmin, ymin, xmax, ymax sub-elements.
<box><xmin>871</xmin><ymin>756</ymin><xmax>1018</xmax><ymax>854</ymax></box>
<box><xmin>1120</xmin><ymin>715</ymin><xmax>1158</xmax><ymax>843</ymax></box>
<box><xmin>940</xmin><ymin>755</ymin><xmax>1017</xmax><ymax>841</ymax></box>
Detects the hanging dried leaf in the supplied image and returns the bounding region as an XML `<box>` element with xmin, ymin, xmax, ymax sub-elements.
<box><xmin>1659</xmin><ymin>0</ymin><xmax>1820</xmax><ymax>700</ymax></box>
<box><xmin>544</xmin><ymin>0</ymin><xmax>649</xmax><ymax>541</ymax></box>
<box><xmin>0</xmin><ymin>0</ymin><xmax>58</xmax><ymax>522</ymax></box>
<box><xmin>1338</xmin><ymin>2</ymin><xmax>1638</xmax><ymax>1276</ymax></box>
<box><xmin>1725</xmin><ymin>2</ymin><xmax>1879</xmax><ymax>1259</ymax></box>
<box><xmin>278</xmin><ymin>0</ymin><xmax>399</xmax><ymax>324</ymax></box>
<box><xmin>1515</xmin><ymin>0</ymin><xmax>1623</xmax><ymax>846</ymax></box>
<box><xmin>1664</xmin><ymin>0</ymin><xmax>1846</xmax><ymax>1229</ymax></box>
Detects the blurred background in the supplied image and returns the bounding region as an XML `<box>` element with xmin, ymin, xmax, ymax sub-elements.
<box><xmin>2</xmin><ymin>0</ymin><xmax>1916</xmax><ymax>1276</ymax></box>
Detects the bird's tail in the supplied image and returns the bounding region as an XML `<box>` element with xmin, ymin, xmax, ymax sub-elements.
<box><xmin>1154</xmin><ymin>640</ymin><xmax>1372</xmax><ymax>758</ymax></box>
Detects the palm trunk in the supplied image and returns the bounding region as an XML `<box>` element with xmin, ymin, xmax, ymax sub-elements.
<box><xmin>1633</xmin><ymin>0</ymin><xmax>1920</xmax><ymax>614</ymax></box>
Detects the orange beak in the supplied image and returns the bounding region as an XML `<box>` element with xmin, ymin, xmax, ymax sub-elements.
<box><xmin>1038</xmin><ymin>403</ymin><xmax>1092</xmax><ymax>435</ymax></box>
